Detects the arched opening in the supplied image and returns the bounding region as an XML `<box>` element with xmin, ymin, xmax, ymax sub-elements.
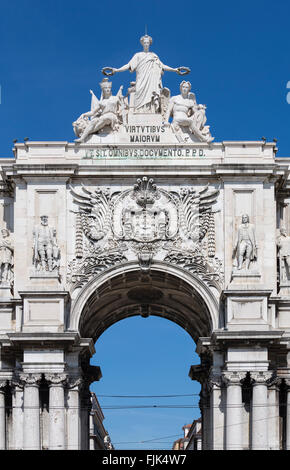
<box><xmin>72</xmin><ymin>263</ymin><xmax>219</xmax><ymax>341</ymax></box>
<box><xmin>71</xmin><ymin>263</ymin><xmax>219</xmax><ymax>450</ymax></box>
<box><xmin>90</xmin><ymin>315</ymin><xmax>201</xmax><ymax>450</ymax></box>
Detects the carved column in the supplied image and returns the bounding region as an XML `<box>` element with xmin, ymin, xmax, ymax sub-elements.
<box><xmin>79</xmin><ymin>365</ymin><xmax>102</xmax><ymax>450</ymax></box>
<box><xmin>222</xmin><ymin>371</ymin><xmax>246</xmax><ymax>450</ymax></box>
<box><xmin>199</xmin><ymin>388</ymin><xmax>210</xmax><ymax>450</ymax></box>
<box><xmin>285</xmin><ymin>379</ymin><xmax>290</xmax><ymax>450</ymax></box>
<box><xmin>80</xmin><ymin>380</ymin><xmax>92</xmax><ymax>450</ymax></box>
<box><xmin>209</xmin><ymin>374</ymin><xmax>225</xmax><ymax>450</ymax></box>
<box><xmin>66</xmin><ymin>377</ymin><xmax>83</xmax><ymax>450</ymax></box>
<box><xmin>189</xmin><ymin>365</ymin><xmax>211</xmax><ymax>450</ymax></box>
<box><xmin>11</xmin><ymin>379</ymin><xmax>24</xmax><ymax>450</ymax></box>
<box><xmin>251</xmin><ymin>371</ymin><xmax>272</xmax><ymax>450</ymax></box>
<box><xmin>267</xmin><ymin>377</ymin><xmax>281</xmax><ymax>450</ymax></box>
<box><xmin>0</xmin><ymin>380</ymin><xmax>7</xmax><ymax>450</ymax></box>
<box><xmin>45</xmin><ymin>373</ymin><xmax>67</xmax><ymax>450</ymax></box>
<box><xmin>20</xmin><ymin>373</ymin><xmax>42</xmax><ymax>450</ymax></box>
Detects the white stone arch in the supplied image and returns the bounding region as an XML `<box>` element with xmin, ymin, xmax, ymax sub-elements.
<box><xmin>68</xmin><ymin>261</ymin><xmax>221</xmax><ymax>341</ymax></box>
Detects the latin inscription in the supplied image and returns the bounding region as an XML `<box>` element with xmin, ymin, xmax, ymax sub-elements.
<box><xmin>83</xmin><ymin>147</ymin><xmax>206</xmax><ymax>160</ymax></box>
<box><xmin>125</xmin><ymin>125</ymin><xmax>165</xmax><ymax>143</ymax></box>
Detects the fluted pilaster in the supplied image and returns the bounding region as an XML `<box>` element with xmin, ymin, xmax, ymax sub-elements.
<box><xmin>66</xmin><ymin>377</ymin><xmax>83</xmax><ymax>450</ymax></box>
<box><xmin>222</xmin><ymin>371</ymin><xmax>246</xmax><ymax>450</ymax></box>
<box><xmin>0</xmin><ymin>380</ymin><xmax>7</xmax><ymax>450</ymax></box>
<box><xmin>251</xmin><ymin>371</ymin><xmax>272</xmax><ymax>450</ymax></box>
<box><xmin>45</xmin><ymin>373</ymin><xmax>67</xmax><ymax>450</ymax></box>
<box><xmin>20</xmin><ymin>373</ymin><xmax>42</xmax><ymax>450</ymax></box>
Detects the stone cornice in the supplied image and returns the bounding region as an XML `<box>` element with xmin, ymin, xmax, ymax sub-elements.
<box><xmin>2</xmin><ymin>164</ymin><xmax>78</xmax><ymax>179</ymax></box>
<box><xmin>11</xmin><ymin>140</ymin><xmax>276</xmax><ymax>150</ymax></box>
<box><xmin>17</xmin><ymin>290</ymin><xmax>69</xmax><ymax>299</ymax></box>
<box><xmin>5</xmin><ymin>332</ymin><xmax>95</xmax><ymax>355</ymax></box>
<box><xmin>211</xmin><ymin>330</ymin><xmax>284</xmax><ymax>346</ymax></box>
<box><xmin>0</xmin><ymin>140</ymin><xmax>282</xmax><ymax>181</ymax></box>
<box><xmin>1</xmin><ymin>163</ymin><xmax>282</xmax><ymax>180</ymax></box>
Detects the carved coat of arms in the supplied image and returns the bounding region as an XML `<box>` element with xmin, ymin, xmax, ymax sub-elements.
<box><xmin>112</xmin><ymin>177</ymin><xmax>178</xmax><ymax>243</ymax></box>
<box><xmin>68</xmin><ymin>178</ymin><xmax>222</xmax><ymax>290</ymax></box>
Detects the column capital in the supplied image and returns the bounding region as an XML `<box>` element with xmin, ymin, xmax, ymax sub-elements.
<box><xmin>19</xmin><ymin>373</ymin><xmax>42</xmax><ymax>386</ymax></box>
<box><xmin>251</xmin><ymin>371</ymin><xmax>273</xmax><ymax>385</ymax></box>
<box><xmin>10</xmin><ymin>377</ymin><xmax>24</xmax><ymax>391</ymax></box>
<box><xmin>67</xmin><ymin>376</ymin><xmax>83</xmax><ymax>390</ymax></box>
<box><xmin>45</xmin><ymin>373</ymin><xmax>68</xmax><ymax>387</ymax></box>
<box><xmin>0</xmin><ymin>380</ymin><xmax>7</xmax><ymax>390</ymax></box>
<box><xmin>222</xmin><ymin>371</ymin><xmax>246</xmax><ymax>385</ymax></box>
<box><xmin>284</xmin><ymin>378</ymin><xmax>290</xmax><ymax>388</ymax></box>
<box><xmin>208</xmin><ymin>373</ymin><xmax>223</xmax><ymax>390</ymax></box>
<box><xmin>267</xmin><ymin>375</ymin><xmax>282</xmax><ymax>389</ymax></box>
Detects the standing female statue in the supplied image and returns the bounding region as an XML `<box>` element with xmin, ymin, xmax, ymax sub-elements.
<box><xmin>102</xmin><ymin>35</ymin><xmax>190</xmax><ymax>112</ymax></box>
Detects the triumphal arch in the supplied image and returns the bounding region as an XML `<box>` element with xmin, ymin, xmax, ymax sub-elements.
<box><xmin>1</xmin><ymin>35</ymin><xmax>290</xmax><ymax>450</ymax></box>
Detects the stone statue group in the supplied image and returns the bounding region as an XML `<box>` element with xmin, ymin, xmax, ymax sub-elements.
<box><xmin>72</xmin><ymin>35</ymin><xmax>214</xmax><ymax>144</ymax></box>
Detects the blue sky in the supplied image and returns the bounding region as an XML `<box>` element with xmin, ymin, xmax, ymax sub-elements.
<box><xmin>91</xmin><ymin>317</ymin><xmax>200</xmax><ymax>450</ymax></box>
<box><xmin>1</xmin><ymin>0</ymin><xmax>290</xmax><ymax>450</ymax></box>
<box><xmin>0</xmin><ymin>0</ymin><xmax>290</xmax><ymax>156</ymax></box>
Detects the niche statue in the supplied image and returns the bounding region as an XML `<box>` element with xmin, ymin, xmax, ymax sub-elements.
<box><xmin>33</xmin><ymin>215</ymin><xmax>60</xmax><ymax>272</ymax></box>
<box><xmin>233</xmin><ymin>214</ymin><xmax>257</xmax><ymax>270</ymax></box>
<box><xmin>0</xmin><ymin>228</ymin><xmax>13</xmax><ymax>286</ymax></box>
<box><xmin>277</xmin><ymin>226</ymin><xmax>290</xmax><ymax>287</ymax></box>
